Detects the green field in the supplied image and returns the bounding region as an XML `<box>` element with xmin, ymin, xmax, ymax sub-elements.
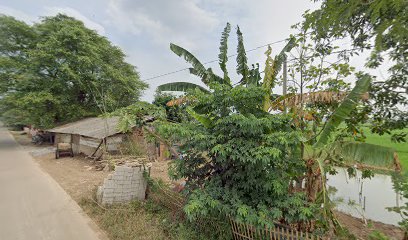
<box><xmin>363</xmin><ymin>127</ymin><xmax>408</xmax><ymax>174</ymax></box>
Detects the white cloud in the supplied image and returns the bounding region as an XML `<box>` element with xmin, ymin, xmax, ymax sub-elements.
<box><xmin>44</xmin><ymin>6</ymin><xmax>106</xmax><ymax>35</ymax></box>
<box><xmin>0</xmin><ymin>5</ymin><xmax>36</xmax><ymax>23</ymax></box>
<box><xmin>106</xmin><ymin>0</ymin><xmax>219</xmax><ymax>50</ymax></box>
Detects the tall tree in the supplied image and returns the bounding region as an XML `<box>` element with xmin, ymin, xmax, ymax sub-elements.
<box><xmin>0</xmin><ymin>14</ymin><xmax>147</xmax><ymax>128</ymax></box>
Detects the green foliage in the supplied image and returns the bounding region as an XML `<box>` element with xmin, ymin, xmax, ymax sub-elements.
<box><xmin>0</xmin><ymin>14</ymin><xmax>147</xmax><ymax>128</ymax></box>
<box><xmin>158</xmin><ymin>23</ymin><xmax>395</xmax><ymax>235</ymax></box>
<box><xmin>109</xmin><ymin>101</ymin><xmax>165</xmax><ymax>132</ymax></box>
<box><xmin>153</xmin><ymin>91</ymin><xmax>191</xmax><ymax>123</ymax></box>
<box><xmin>185</xmin><ymin>107</ymin><xmax>213</xmax><ymax>128</ymax></box>
<box><xmin>302</xmin><ymin>0</ymin><xmax>408</xmax><ymax>142</ymax></box>
<box><xmin>157</xmin><ymin>83</ymin><xmax>317</xmax><ymax>227</ymax></box>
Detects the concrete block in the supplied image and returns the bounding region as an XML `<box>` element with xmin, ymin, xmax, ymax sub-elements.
<box><xmin>98</xmin><ymin>165</ymin><xmax>150</xmax><ymax>205</ymax></box>
<box><xmin>115</xmin><ymin>166</ymin><xmax>127</xmax><ymax>172</ymax></box>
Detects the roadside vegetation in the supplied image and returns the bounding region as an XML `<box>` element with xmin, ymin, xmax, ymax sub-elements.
<box><xmin>1</xmin><ymin>0</ymin><xmax>406</xmax><ymax>239</ymax></box>
<box><xmin>80</xmin><ymin>198</ymin><xmax>202</xmax><ymax>240</ymax></box>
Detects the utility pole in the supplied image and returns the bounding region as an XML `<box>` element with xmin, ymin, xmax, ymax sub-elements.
<box><xmin>282</xmin><ymin>56</ymin><xmax>287</xmax><ymax>113</ymax></box>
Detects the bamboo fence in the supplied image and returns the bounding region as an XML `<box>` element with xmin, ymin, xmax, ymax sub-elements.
<box><xmin>147</xmin><ymin>183</ymin><xmax>324</xmax><ymax>240</ymax></box>
<box><xmin>229</xmin><ymin>218</ymin><xmax>324</xmax><ymax>240</ymax></box>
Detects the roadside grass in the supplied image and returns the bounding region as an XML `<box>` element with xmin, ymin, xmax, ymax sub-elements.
<box><xmin>362</xmin><ymin>127</ymin><xmax>408</xmax><ymax>174</ymax></box>
<box><xmin>79</xmin><ymin>198</ymin><xmax>204</xmax><ymax>240</ymax></box>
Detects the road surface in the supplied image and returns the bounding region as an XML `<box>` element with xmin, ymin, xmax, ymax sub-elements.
<box><xmin>0</xmin><ymin>123</ymin><xmax>106</xmax><ymax>240</ymax></box>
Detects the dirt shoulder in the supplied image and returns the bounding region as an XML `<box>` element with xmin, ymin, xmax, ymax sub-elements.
<box><xmin>334</xmin><ymin>211</ymin><xmax>404</xmax><ymax>239</ymax></box>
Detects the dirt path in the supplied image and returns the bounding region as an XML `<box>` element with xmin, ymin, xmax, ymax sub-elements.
<box><xmin>34</xmin><ymin>153</ymin><xmax>109</xmax><ymax>201</ymax></box>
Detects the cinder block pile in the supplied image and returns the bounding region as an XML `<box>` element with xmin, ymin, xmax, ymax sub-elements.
<box><xmin>97</xmin><ymin>165</ymin><xmax>148</xmax><ymax>205</ymax></box>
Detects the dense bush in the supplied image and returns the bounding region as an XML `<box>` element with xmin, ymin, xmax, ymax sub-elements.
<box><xmin>158</xmin><ymin>84</ymin><xmax>318</xmax><ymax>227</ymax></box>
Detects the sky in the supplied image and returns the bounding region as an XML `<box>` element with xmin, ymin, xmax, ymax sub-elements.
<box><xmin>0</xmin><ymin>0</ymin><xmax>387</xmax><ymax>102</ymax></box>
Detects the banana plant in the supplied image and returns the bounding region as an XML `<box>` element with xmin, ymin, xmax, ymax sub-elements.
<box><xmin>158</xmin><ymin>23</ymin><xmax>233</xmax><ymax>94</ymax></box>
<box><xmin>311</xmin><ymin>74</ymin><xmax>400</xmax><ymax>179</ymax></box>
<box><xmin>157</xmin><ymin>23</ymin><xmax>296</xmax><ymax>124</ymax></box>
<box><xmin>157</xmin><ymin>23</ymin><xmax>260</xmax><ymax>125</ymax></box>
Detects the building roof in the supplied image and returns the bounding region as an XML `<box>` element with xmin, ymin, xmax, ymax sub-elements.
<box><xmin>48</xmin><ymin>117</ymin><xmax>124</xmax><ymax>139</ymax></box>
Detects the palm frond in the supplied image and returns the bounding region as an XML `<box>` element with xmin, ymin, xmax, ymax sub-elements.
<box><xmin>157</xmin><ymin>82</ymin><xmax>209</xmax><ymax>93</ymax></box>
<box><xmin>219</xmin><ymin>23</ymin><xmax>231</xmax><ymax>84</ymax></box>
<box><xmin>236</xmin><ymin>26</ymin><xmax>249</xmax><ymax>84</ymax></box>
<box><xmin>170</xmin><ymin>43</ymin><xmax>209</xmax><ymax>84</ymax></box>
<box><xmin>333</xmin><ymin>141</ymin><xmax>401</xmax><ymax>171</ymax></box>
<box><xmin>314</xmin><ymin>75</ymin><xmax>371</xmax><ymax>148</ymax></box>
<box><xmin>186</xmin><ymin>107</ymin><xmax>213</xmax><ymax>128</ymax></box>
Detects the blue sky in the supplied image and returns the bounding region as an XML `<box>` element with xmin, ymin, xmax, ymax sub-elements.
<box><xmin>1</xmin><ymin>0</ymin><xmax>386</xmax><ymax>102</ymax></box>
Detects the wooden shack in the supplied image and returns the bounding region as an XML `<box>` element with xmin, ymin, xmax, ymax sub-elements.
<box><xmin>48</xmin><ymin>117</ymin><xmax>129</xmax><ymax>157</ymax></box>
<box><xmin>47</xmin><ymin>117</ymin><xmax>170</xmax><ymax>160</ymax></box>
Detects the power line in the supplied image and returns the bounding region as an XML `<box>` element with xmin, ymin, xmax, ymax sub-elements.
<box><xmin>286</xmin><ymin>47</ymin><xmax>365</xmax><ymax>62</ymax></box>
<box><xmin>142</xmin><ymin>38</ymin><xmax>291</xmax><ymax>82</ymax></box>
<box><xmin>141</xmin><ymin>33</ymin><xmax>364</xmax><ymax>82</ymax></box>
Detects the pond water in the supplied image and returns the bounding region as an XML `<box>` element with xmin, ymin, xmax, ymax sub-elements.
<box><xmin>327</xmin><ymin>167</ymin><xmax>406</xmax><ymax>226</ymax></box>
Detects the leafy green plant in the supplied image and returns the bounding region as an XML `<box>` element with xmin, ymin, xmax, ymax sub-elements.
<box><xmin>155</xmin><ymin>23</ymin><xmax>318</xmax><ymax>230</ymax></box>
<box><xmin>153</xmin><ymin>22</ymin><xmax>403</xmax><ymax>238</ymax></box>
<box><xmin>153</xmin><ymin>91</ymin><xmax>191</xmax><ymax>123</ymax></box>
<box><xmin>302</xmin><ymin>0</ymin><xmax>407</xmax><ymax>143</ymax></box>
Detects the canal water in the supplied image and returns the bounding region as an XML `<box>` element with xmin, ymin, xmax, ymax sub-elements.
<box><xmin>327</xmin><ymin>167</ymin><xmax>406</xmax><ymax>226</ymax></box>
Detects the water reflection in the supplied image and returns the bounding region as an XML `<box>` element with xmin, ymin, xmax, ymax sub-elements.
<box><xmin>327</xmin><ymin>167</ymin><xmax>406</xmax><ymax>226</ymax></box>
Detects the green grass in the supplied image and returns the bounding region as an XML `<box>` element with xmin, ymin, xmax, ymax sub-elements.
<box><xmin>362</xmin><ymin>127</ymin><xmax>408</xmax><ymax>174</ymax></box>
<box><xmin>79</xmin><ymin>198</ymin><xmax>205</xmax><ymax>240</ymax></box>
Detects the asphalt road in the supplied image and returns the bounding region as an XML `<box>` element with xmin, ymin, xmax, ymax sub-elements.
<box><xmin>0</xmin><ymin>123</ymin><xmax>106</xmax><ymax>240</ymax></box>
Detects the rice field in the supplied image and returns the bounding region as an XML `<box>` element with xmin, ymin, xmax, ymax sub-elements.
<box><xmin>362</xmin><ymin>127</ymin><xmax>408</xmax><ymax>174</ymax></box>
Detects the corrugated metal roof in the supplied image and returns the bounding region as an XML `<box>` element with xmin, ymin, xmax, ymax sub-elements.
<box><xmin>48</xmin><ymin>117</ymin><xmax>124</xmax><ymax>139</ymax></box>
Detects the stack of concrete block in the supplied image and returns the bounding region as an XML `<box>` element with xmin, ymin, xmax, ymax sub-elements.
<box><xmin>97</xmin><ymin>165</ymin><xmax>148</xmax><ymax>205</ymax></box>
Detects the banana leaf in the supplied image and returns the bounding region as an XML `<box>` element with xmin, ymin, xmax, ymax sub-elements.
<box><xmin>170</xmin><ymin>43</ymin><xmax>209</xmax><ymax>84</ymax></box>
<box><xmin>314</xmin><ymin>75</ymin><xmax>371</xmax><ymax>148</ymax></box>
<box><xmin>218</xmin><ymin>23</ymin><xmax>231</xmax><ymax>84</ymax></box>
<box><xmin>157</xmin><ymin>82</ymin><xmax>209</xmax><ymax>93</ymax></box>
<box><xmin>333</xmin><ymin>141</ymin><xmax>401</xmax><ymax>171</ymax></box>
<box><xmin>186</xmin><ymin>107</ymin><xmax>213</xmax><ymax>128</ymax></box>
